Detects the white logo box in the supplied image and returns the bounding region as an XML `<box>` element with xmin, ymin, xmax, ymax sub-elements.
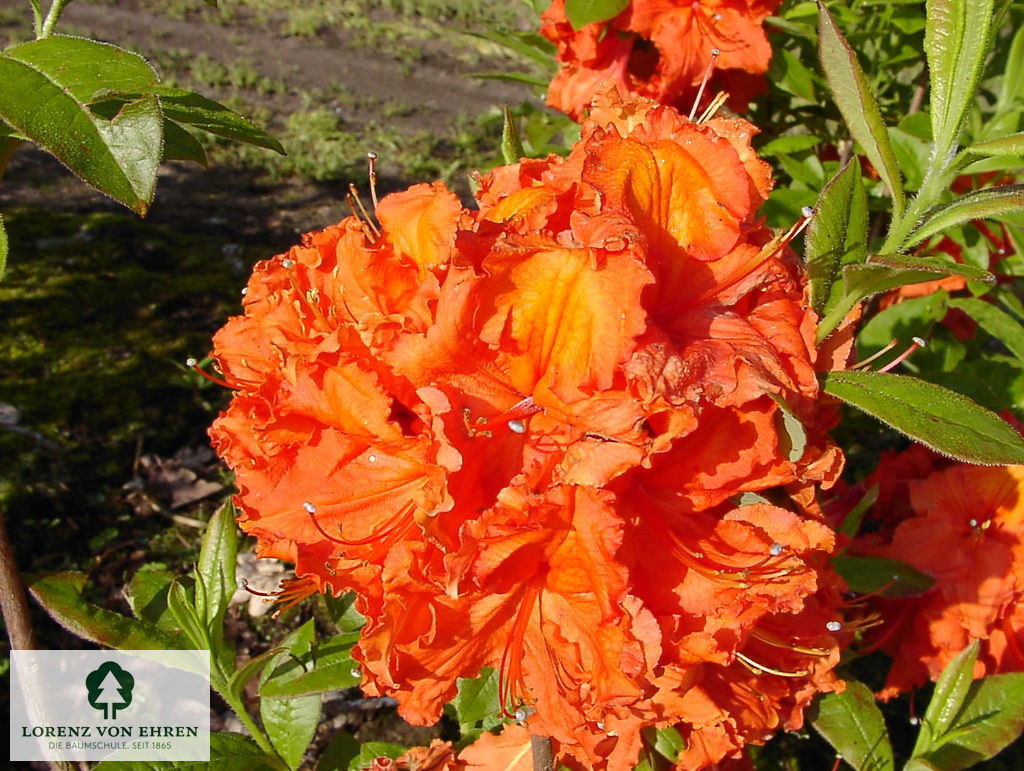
<box><xmin>10</xmin><ymin>650</ymin><xmax>210</xmax><ymax>762</ymax></box>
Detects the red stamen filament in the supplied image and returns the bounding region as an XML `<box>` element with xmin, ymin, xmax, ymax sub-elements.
<box><xmin>877</xmin><ymin>337</ymin><xmax>926</xmax><ymax>373</ymax></box>
<box><xmin>688</xmin><ymin>48</ymin><xmax>720</xmax><ymax>122</ymax></box>
<box><xmin>307</xmin><ymin>502</ymin><xmax>416</xmax><ymax>547</ymax></box>
<box><xmin>481</xmin><ymin>397</ymin><xmax>544</xmax><ymax>432</ymax></box>
<box><xmin>841</xmin><ymin>577</ymin><xmax>898</xmax><ymax>606</ymax></box>
<box><xmin>187</xmin><ymin>358</ymin><xmax>233</xmax><ymax>389</ymax></box>
<box><xmin>349</xmin><ymin>183</ymin><xmax>381</xmax><ymax>239</ymax></box>
<box><xmin>499</xmin><ymin>581</ymin><xmax>541</xmax><ymax>717</ymax></box>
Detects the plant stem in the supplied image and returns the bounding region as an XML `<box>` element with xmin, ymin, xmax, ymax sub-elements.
<box><xmin>28</xmin><ymin>0</ymin><xmax>44</xmax><ymax>37</ymax></box>
<box><xmin>39</xmin><ymin>0</ymin><xmax>71</xmax><ymax>38</ymax></box>
<box><xmin>209</xmin><ymin>658</ymin><xmax>288</xmax><ymax>769</ymax></box>
<box><xmin>0</xmin><ymin>502</ymin><xmax>36</xmax><ymax>650</ymax></box>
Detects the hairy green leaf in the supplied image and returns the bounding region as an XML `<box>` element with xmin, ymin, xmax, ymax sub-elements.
<box><xmin>813</xmin><ymin>680</ymin><xmax>895</xmax><ymax>771</ymax></box>
<box><xmin>150</xmin><ymin>87</ymin><xmax>283</xmax><ymax>154</ymax></box>
<box><xmin>27</xmin><ymin>572</ymin><xmax>184</xmax><ymax>650</ymax></box>
<box><xmin>816</xmin><ymin>253</ymin><xmax>992</xmax><ymax>343</ymax></box>
<box><xmin>924</xmin><ymin>672</ymin><xmax>1024</xmax><ymax>769</ymax></box>
<box><xmin>908</xmin><ymin>185</ymin><xmax>1024</xmax><ymax>248</ymax></box>
<box><xmin>125</xmin><ymin>567</ymin><xmax>181</xmax><ymax>632</ymax></box>
<box><xmin>0</xmin><ymin>37</ymin><xmax>161</xmax><ymax>213</ymax></box>
<box><xmin>197</xmin><ymin>502</ymin><xmax>238</xmax><ymax>629</ymax></box>
<box><xmin>95</xmin><ymin>732</ymin><xmax>276</xmax><ymax>771</ymax></box>
<box><xmin>161</xmin><ymin>120</ymin><xmax>208</xmax><ymax>165</ymax></box>
<box><xmin>965</xmin><ymin>133</ymin><xmax>1024</xmax><ymax>158</ymax></box>
<box><xmin>821</xmin><ymin>370</ymin><xmax>1024</xmax><ymax>464</ymax></box>
<box><xmin>950</xmin><ymin>297</ymin><xmax>1024</xmax><ymax>362</ymax></box>
<box><xmin>501</xmin><ymin>105</ymin><xmax>525</xmax><ymax>165</ymax></box>
<box><xmin>451</xmin><ymin>667</ymin><xmax>501</xmax><ymax>735</ymax></box>
<box><xmin>260</xmin><ymin>632</ymin><xmax>361</xmax><ymax>699</ymax></box>
<box><xmin>912</xmin><ymin>642</ymin><xmax>980</xmax><ymax>759</ymax></box>
<box><xmin>926</xmin><ymin>0</ymin><xmax>997</xmax><ymax>160</ymax></box>
<box><xmin>807</xmin><ymin>159</ymin><xmax>869</xmax><ymax>317</ymax></box>
<box><xmin>260</xmin><ymin>621</ymin><xmax>321</xmax><ymax>769</ymax></box>
<box><xmin>816</xmin><ymin>1</ymin><xmax>904</xmax><ymax>218</ymax></box>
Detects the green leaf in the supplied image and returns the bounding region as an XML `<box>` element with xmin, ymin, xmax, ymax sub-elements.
<box><xmin>260</xmin><ymin>620</ymin><xmax>321</xmax><ymax>769</ymax></box>
<box><xmin>167</xmin><ymin>580</ymin><xmax>210</xmax><ymax>649</ymax></box>
<box><xmin>816</xmin><ymin>1</ymin><xmax>904</xmax><ymax>218</ymax></box>
<box><xmin>806</xmin><ymin>158</ymin><xmax>869</xmax><ymax>316</ymax></box>
<box><xmin>641</xmin><ymin>726</ymin><xmax>685</xmax><ymax>763</ymax></box>
<box><xmin>317</xmin><ymin>732</ymin><xmax>361</xmax><ymax>771</ymax></box>
<box><xmin>907</xmin><ymin>185</ymin><xmax>1024</xmax><ymax>248</ymax></box>
<box><xmin>838</xmin><ymin>484</ymin><xmax>879</xmax><ymax>539</ymax></box>
<box><xmin>197</xmin><ymin>502</ymin><xmax>238</xmax><ymax>629</ymax></box>
<box><xmin>965</xmin><ymin>133</ymin><xmax>1024</xmax><ymax>158</ymax></box>
<box><xmin>451</xmin><ymin>667</ymin><xmax>501</xmax><ymax>735</ymax></box>
<box><xmin>226</xmin><ymin>647</ymin><xmax>286</xmax><ymax>704</ymax></box>
<box><xmin>832</xmin><ymin>555</ymin><xmax>934</xmax><ymax>597</ymax></box>
<box><xmin>949</xmin><ymin>297</ymin><xmax>1024</xmax><ymax>361</ymax></box>
<box><xmin>162</xmin><ymin>120</ymin><xmax>208</xmax><ymax>165</ymax></box>
<box><xmin>821</xmin><ymin>370</ymin><xmax>1024</xmax><ymax>464</ymax></box>
<box><xmin>1001</xmin><ymin>25</ymin><xmax>1024</xmax><ymax>109</ymax></box>
<box><xmin>462</xmin><ymin>29</ymin><xmax>556</xmax><ymax>68</ymax></box>
<box><xmin>260</xmin><ymin>632</ymin><xmax>361</xmax><ymax>698</ymax></box>
<box><xmin>0</xmin><ymin>36</ymin><xmax>162</xmax><ymax>213</ymax></box>
<box><xmin>925</xmin><ymin>0</ymin><xmax>997</xmax><ymax>160</ymax></box>
<box><xmin>0</xmin><ymin>212</ymin><xmax>7</xmax><ymax>281</ymax></box>
<box><xmin>816</xmin><ymin>253</ymin><xmax>992</xmax><ymax>344</ymax></box>
<box><xmin>769</xmin><ymin>393</ymin><xmax>807</xmax><ymax>462</ymax></box>
<box><xmin>912</xmin><ymin>641</ymin><xmax>979</xmax><ymax>759</ymax></box>
<box><xmin>95</xmin><ymin>732</ymin><xmax>276</xmax><ymax>771</ymax></box>
<box><xmin>922</xmin><ymin>672</ymin><xmax>1024</xmax><ymax>769</ymax></box>
<box><xmin>472</xmin><ymin>71</ymin><xmax>550</xmax><ymax>87</ymax></box>
<box><xmin>501</xmin><ymin>105</ymin><xmax>525</xmax><ymax>165</ymax></box>
<box><xmin>351</xmin><ymin>743</ymin><xmax>407</xmax><ymax>771</ymax></box>
<box><xmin>27</xmin><ymin>572</ymin><xmax>184</xmax><ymax>650</ymax></box>
<box><xmin>812</xmin><ymin>680</ymin><xmax>895</xmax><ymax>771</ymax></box>
<box><xmin>125</xmin><ymin>566</ymin><xmax>181</xmax><ymax>632</ymax></box>
<box><xmin>150</xmin><ymin>88</ymin><xmax>284</xmax><ymax>154</ymax></box>
<box><xmin>565</xmin><ymin>0</ymin><xmax>629</xmax><ymax>29</ymax></box>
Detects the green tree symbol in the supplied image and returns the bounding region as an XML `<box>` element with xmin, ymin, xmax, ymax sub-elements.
<box><xmin>86</xmin><ymin>661</ymin><xmax>135</xmax><ymax>719</ymax></box>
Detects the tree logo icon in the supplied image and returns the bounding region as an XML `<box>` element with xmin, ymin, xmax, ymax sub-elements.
<box><xmin>85</xmin><ymin>661</ymin><xmax>135</xmax><ymax>719</ymax></box>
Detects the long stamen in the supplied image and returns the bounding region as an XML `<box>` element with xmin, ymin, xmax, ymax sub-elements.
<box><xmin>734</xmin><ymin>651</ymin><xmax>809</xmax><ymax>678</ymax></box>
<box><xmin>689</xmin><ymin>48</ymin><xmax>720</xmax><ymax>122</ymax></box>
<box><xmin>841</xmin><ymin>577</ymin><xmax>898</xmax><ymax>606</ymax></box>
<box><xmin>499</xmin><ymin>582</ymin><xmax>540</xmax><ymax>717</ymax></box>
<box><xmin>367</xmin><ymin>152</ymin><xmax>380</xmax><ymax>212</ymax></box>
<box><xmin>696</xmin><ymin>90</ymin><xmax>728</xmax><ymax>124</ymax></box>
<box><xmin>750</xmin><ymin>628</ymin><xmax>831</xmax><ymax>657</ymax></box>
<box><xmin>852</xmin><ymin>338</ymin><xmax>899</xmax><ymax>370</ymax></box>
<box><xmin>186</xmin><ymin>357</ymin><xmax>233</xmax><ymax>389</ymax></box>
<box><xmin>877</xmin><ymin>337</ymin><xmax>927</xmax><ymax>373</ymax></box>
<box><xmin>305</xmin><ymin>501</ymin><xmax>416</xmax><ymax>547</ymax></box>
<box><xmin>349</xmin><ymin>183</ymin><xmax>381</xmax><ymax>239</ymax></box>
<box><xmin>480</xmin><ymin>397</ymin><xmax>543</xmax><ymax>432</ymax></box>
<box><xmin>346</xmin><ymin>193</ymin><xmax>378</xmax><ymax>241</ymax></box>
<box><xmin>281</xmin><ymin>259</ymin><xmax>331</xmax><ymax>329</ymax></box>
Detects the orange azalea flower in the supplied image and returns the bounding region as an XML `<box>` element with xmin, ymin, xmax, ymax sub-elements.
<box><xmin>209</xmin><ymin>91</ymin><xmax>844</xmax><ymax>770</ymax></box>
<box><xmin>541</xmin><ymin>0</ymin><xmax>782</xmax><ymax>120</ymax></box>
<box><xmin>858</xmin><ymin>462</ymin><xmax>1024</xmax><ymax>698</ymax></box>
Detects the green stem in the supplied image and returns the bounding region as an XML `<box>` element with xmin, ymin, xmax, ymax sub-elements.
<box><xmin>39</xmin><ymin>0</ymin><xmax>71</xmax><ymax>38</ymax></box>
<box><xmin>28</xmin><ymin>0</ymin><xmax>43</xmax><ymax>37</ymax></box>
<box><xmin>209</xmin><ymin>660</ymin><xmax>288</xmax><ymax>769</ymax></box>
<box><xmin>879</xmin><ymin>160</ymin><xmax>952</xmax><ymax>254</ymax></box>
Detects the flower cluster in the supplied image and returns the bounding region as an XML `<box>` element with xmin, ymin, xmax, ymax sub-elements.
<box><xmin>846</xmin><ymin>447</ymin><xmax>1024</xmax><ymax>699</ymax></box>
<box><xmin>540</xmin><ymin>0</ymin><xmax>781</xmax><ymax>120</ymax></box>
<box><xmin>209</xmin><ymin>92</ymin><xmax>846</xmax><ymax>769</ymax></box>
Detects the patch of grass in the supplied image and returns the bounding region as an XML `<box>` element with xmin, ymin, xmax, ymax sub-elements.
<box><xmin>204</xmin><ymin>103</ymin><xmax>502</xmax><ymax>194</ymax></box>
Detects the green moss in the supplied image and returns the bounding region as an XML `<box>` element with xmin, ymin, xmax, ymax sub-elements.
<box><xmin>0</xmin><ymin>208</ymin><xmax>247</xmax><ymax>570</ymax></box>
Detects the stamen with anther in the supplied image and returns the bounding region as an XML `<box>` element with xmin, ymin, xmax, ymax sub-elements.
<box><xmin>750</xmin><ymin>627</ymin><xmax>831</xmax><ymax>657</ymax></box>
<box><xmin>696</xmin><ymin>90</ymin><xmax>728</xmax><ymax>124</ymax></box>
<box><xmin>734</xmin><ymin>650</ymin><xmax>809</xmax><ymax>678</ymax></box>
<box><xmin>306</xmin><ymin>501</ymin><xmax>417</xmax><ymax>548</ymax></box>
<box><xmin>349</xmin><ymin>183</ymin><xmax>381</xmax><ymax>239</ymax></box>
<box><xmin>689</xmin><ymin>48</ymin><xmax>720</xmax><ymax>122</ymax></box>
<box><xmin>499</xmin><ymin>582</ymin><xmax>541</xmax><ymax>717</ymax></box>
<box><xmin>367</xmin><ymin>152</ymin><xmax>380</xmax><ymax>212</ymax></box>
<box><xmin>877</xmin><ymin>337</ymin><xmax>927</xmax><ymax>373</ymax></box>
<box><xmin>852</xmin><ymin>338</ymin><xmax>899</xmax><ymax>370</ymax></box>
<box><xmin>186</xmin><ymin>357</ymin><xmax>233</xmax><ymax>389</ymax></box>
